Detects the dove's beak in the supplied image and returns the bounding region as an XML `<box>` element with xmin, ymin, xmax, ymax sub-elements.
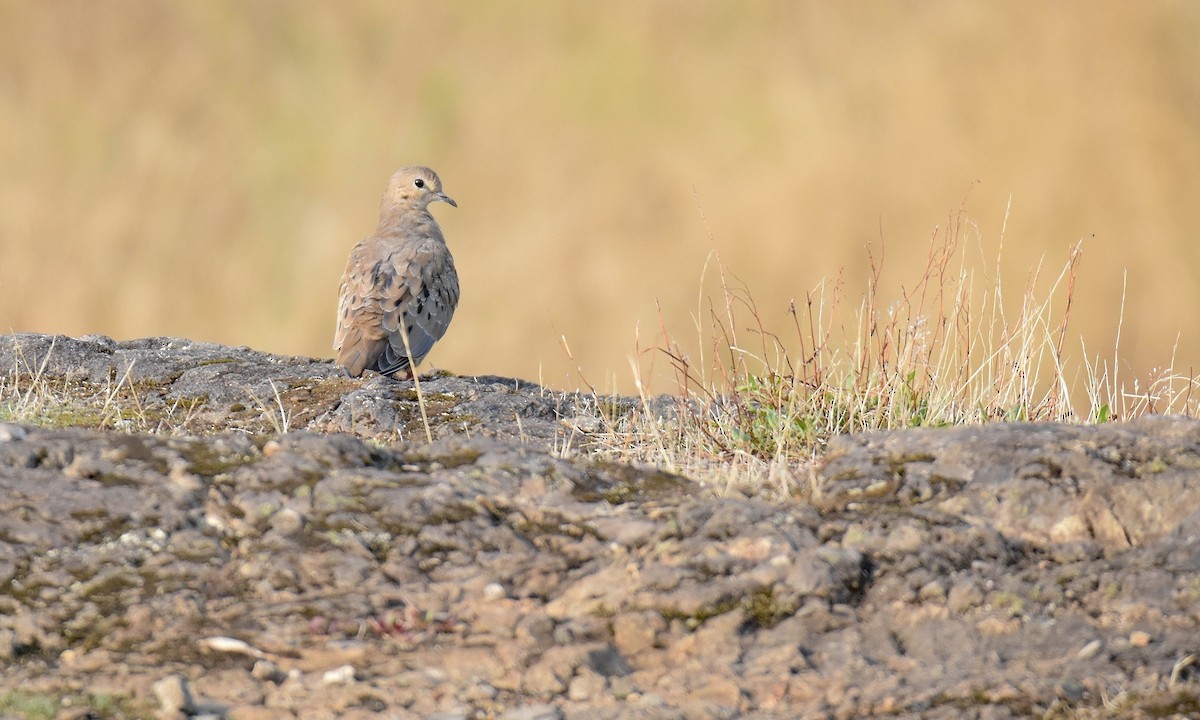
<box><xmin>438</xmin><ymin>193</ymin><xmax>457</xmax><ymax>208</ymax></box>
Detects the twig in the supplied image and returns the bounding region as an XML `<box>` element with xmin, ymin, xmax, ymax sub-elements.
<box><xmin>396</xmin><ymin>322</ymin><xmax>433</xmax><ymax>443</ymax></box>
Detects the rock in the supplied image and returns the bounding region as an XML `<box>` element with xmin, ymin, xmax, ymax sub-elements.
<box><xmin>947</xmin><ymin>579</ymin><xmax>984</xmax><ymax>613</ymax></box>
<box><xmin>152</xmin><ymin>675</ymin><xmax>194</xmax><ymax>717</ymax></box>
<box><xmin>251</xmin><ymin>659</ymin><xmax>286</xmax><ymax>683</ymax></box>
<box><xmin>227</xmin><ymin>707</ymin><xmax>297</xmax><ymax>720</ymax></box>
<box><xmin>612</xmin><ymin>611</ymin><xmax>665</xmax><ymax>658</ymax></box>
<box><xmin>524</xmin><ymin>645</ymin><xmax>591</xmax><ymax>695</ymax></box>
<box><xmin>816</xmin><ymin>417</ymin><xmax>1200</xmax><ymax>548</ymax></box>
<box><xmin>499</xmin><ymin>705</ymin><xmax>563</xmax><ymax>720</ymax></box>
<box><xmin>321</xmin><ymin>664</ymin><xmax>357</xmax><ymax>685</ymax></box>
<box><xmin>2</xmin><ymin>333</ymin><xmax>1200</xmax><ymax>718</ymax></box>
<box><xmin>483</xmin><ymin>582</ymin><xmax>507</xmax><ymax>601</ymax></box>
<box><xmin>0</xmin><ymin>423</ymin><xmax>26</xmax><ymax>441</ymax></box>
<box><xmin>568</xmin><ymin>666</ymin><xmax>608</xmax><ymax>701</ymax></box>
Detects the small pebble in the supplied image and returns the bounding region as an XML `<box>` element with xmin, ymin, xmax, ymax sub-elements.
<box><xmin>499</xmin><ymin>704</ymin><xmax>563</xmax><ymax>720</ymax></box>
<box><xmin>168</xmin><ymin>462</ymin><xmax>203</xmax><ymax>492</ymax></box>
<box><xmin>1058</xmin><ymin>679</ymin><xmax>1087</xmax><ymax>702</ymax></box>
<box><xmin>0</xmin><ymin>423</ymin><xmax>28</xmax><ymax>441</ymax></box>
<box><xmin>917</xmin><ymin>580</ymin><xmax>947</xmax><ymax>601</ymax></box>
<box><xmin>269</xmin><ymin>508</ymin><xmax>305</xmax><ymax>536</ymax></box>
<box><xmin>464</xmin><ymin>681</ymin><xmax>499</xmax><ymax>701</ymax></box>
<box><xmin>1130</xmin><ymin>630</ymin><xmax>1152</xmax><ymax>647</ymax></box>
<box><xmin>635</xmin><ymin>692</ymin><xmax>666</xmax><ymax>707</ymax></box>
<box><xmin>322</xmin><ymin>664</ymin><xmax>357</xmax><ymax>685</ymax></box>
<box><xmin>199</xmin><ymin>635</ymin><xmax>264</xmax><ymax>658</ymax></box>
<box><xmin>1077</xmin><ymin>639</ymin><xmax>1103</xmax><ymax>659</ymax></box>
<box><xmin>251</xmin><ymin>659</ymin><xmax>285</xmax><ymax>683</ymax></box>
<box><xmin>153</xmin><ymin>674</ymin><xmax>195</xmax><ymax>715</ymax></box>
<box><xmin>483</xmin><ymin>583</ymin><xmax>507</xmax><ymax>601</ymax></box>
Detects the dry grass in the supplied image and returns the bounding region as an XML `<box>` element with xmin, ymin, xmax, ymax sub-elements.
<box><xmin>0</xmin><ymin>348</ymin><xmax>200</xmax><ymax>434</ymax></box>
<box><xmin>582</xmin><ymin>207</ymin><xmax>1200</xmax><ymax>495</ymax></box>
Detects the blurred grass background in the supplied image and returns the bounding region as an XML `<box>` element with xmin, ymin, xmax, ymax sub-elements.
<box><xmin>1</xmin><ymin>1</ymin><xmax>1198</xmax><ymax>394</ymax></box>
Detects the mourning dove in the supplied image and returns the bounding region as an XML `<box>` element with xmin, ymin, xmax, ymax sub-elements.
<box><xmin>334</xmin><ymin>166</ymin><xmax>459</xmax><ymax>379</ymax></box>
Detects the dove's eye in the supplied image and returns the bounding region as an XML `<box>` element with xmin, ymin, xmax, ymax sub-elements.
<box><xmin>413</xmin><ymin>178</ymin><xmax>425</xmax><ymax>189</ymax></box>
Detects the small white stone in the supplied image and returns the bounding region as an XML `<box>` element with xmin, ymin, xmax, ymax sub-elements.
<box><xmin>322</xmin><ymin>664</ymin><xmax>357</xmax><ymax>685</ymax></box>
<box><xmin>199</xmin><ymin>635</ymin><xmax>265</xmax><ymax>658</ymax></box>
<box><xmin>483</xmin><ymin>582</ymin><xmax>507</xmax><ymax>601</ymax></box>
<box><xmin>1077</xmin><ymin>639</ymin><xmax>1103</xmax><ymax>659</ymax></box>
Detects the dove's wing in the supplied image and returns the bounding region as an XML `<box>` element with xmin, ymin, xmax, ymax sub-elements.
<box><xmin>335</xmin><ymin>233</ymin><xmax>458</xmax><ymax>378</ymax></box>
<box><xmin>375</xmin><ymin>240</ymin><xmax>459</xmax><ymax>377</ymax></box>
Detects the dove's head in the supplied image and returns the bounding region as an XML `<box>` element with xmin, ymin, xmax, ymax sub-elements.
<box><xmin>382</xmin><ymin>166</ymin><xmax>457</xmax><ymax>211</ymax></box>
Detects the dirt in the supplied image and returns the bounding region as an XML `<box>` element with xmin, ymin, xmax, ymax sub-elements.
<box><xmin>1</xmin><ymin>333</ymin><xmax>1199</xmax><ymax>719</ymax></box>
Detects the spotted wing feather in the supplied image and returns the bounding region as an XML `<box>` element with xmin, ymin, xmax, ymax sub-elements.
<box><xmin>334</xmin><ymin>236</ymin><xmax>459</xmax><ymax>378</ymax></box>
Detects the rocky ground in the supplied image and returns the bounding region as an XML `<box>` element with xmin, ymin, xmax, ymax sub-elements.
<box><xmin>1</xmin><ymin>333</ymin><xmax>1199</xmax><ymax>720</ymax></box>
